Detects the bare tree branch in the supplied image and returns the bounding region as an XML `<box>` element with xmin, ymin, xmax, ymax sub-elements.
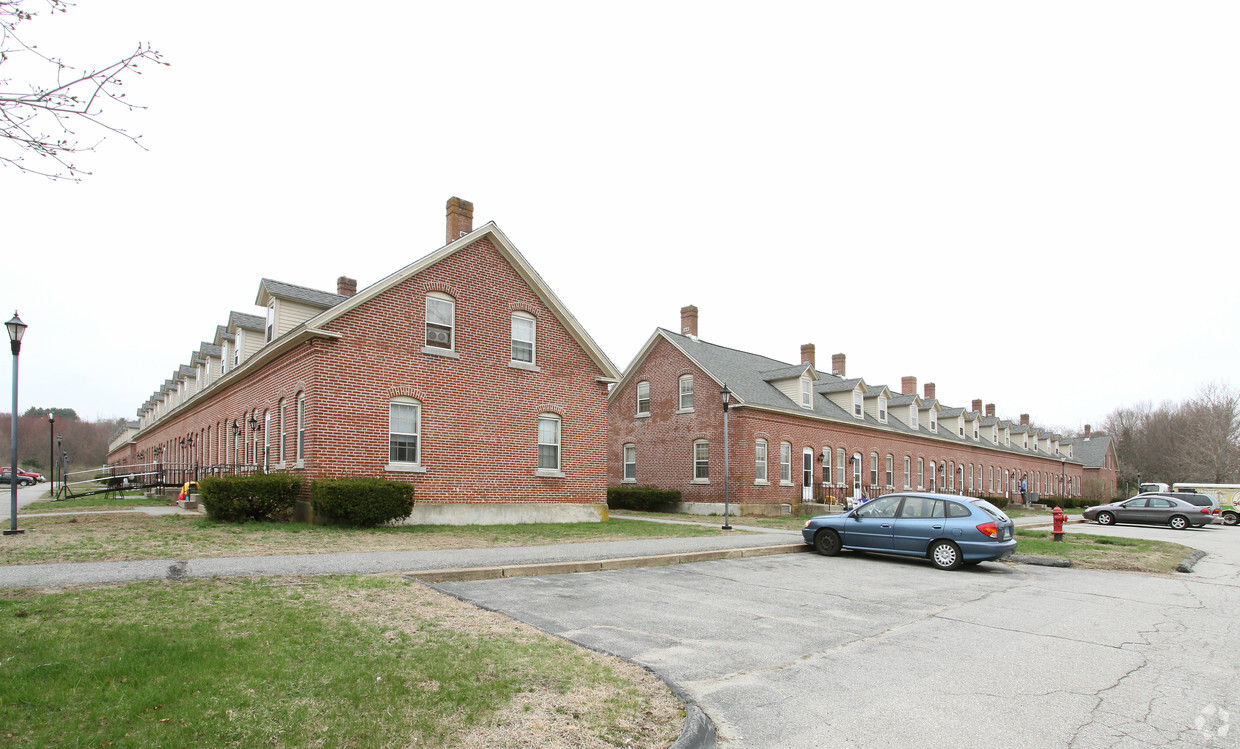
<box><xmin>0</xmin><ymin>0</ymin><xmax>167</xmax><ymax>180</ymax></box>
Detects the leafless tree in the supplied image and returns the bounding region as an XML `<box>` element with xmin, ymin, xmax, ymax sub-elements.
<box><xmin>1</xmin><ymin>0</ymin><xmax>166</xmax><ymax>180</ymax></box>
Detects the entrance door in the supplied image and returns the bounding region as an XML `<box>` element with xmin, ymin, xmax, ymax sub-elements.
<box><xmin>852</xmin><ymin>452</ymin><xmax>863</xmax><ymax>497</ymax></box>
<box><xmin>802</xmin><ymin>448</ymin><xmax>813</xmax><ymax>501</ymax></box>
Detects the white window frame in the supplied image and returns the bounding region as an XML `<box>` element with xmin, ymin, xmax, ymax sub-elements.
<box><xmin>234</xmin><ymin>331</ymin><xmax>243</xmax><ymax>368</ymax></box>
<box><xmin>853</xmin><ymin>390</ymin><xmax>863</xmax><ymax>418</ymax></box>
<box><xmin>870</xmin><ymin>452</ymin><xmax>879</xmax><ymax>487</ymax></box>
<box><xmin>679</xmin><ymin>375</ymin><xmax>694</xmax><ymax>412</ymax></box>
<box><xmin>537</xmin><ymin>413</ymin><xmax>563</xmax><ymax>476</ymax></box>
<box><xmin>693</xmin><ymin>440</ymin><xmax>710</xmax><ymax>483</ymax></box>
<box><xmin>265</xmin><ymin>303</ymin><xmax>275</xmax><ymax>343</ymax></box>
<box><xmin>918</xmin><ymin>457</ymin><xmax>924</xmax><ymax>490</ymax></box>
<box><xmin>636</xmin><ymin>381</ymin><xmax>651</xmax><ymax>416</ymax></box>
<box><xmin>277</xmin><ymin>398</ymin><xmax>286</xmax><ymax>467</ymax></box>
<box><xmin>263</xmin><ymin>410</ymin><xmax>271</xmax><ymax>471</ymax></box>
<box><xmin>885</xmin><ymin>454</ymin><xmax>893</xmax><ymax>487</ymax></box>
<box><xmin>755</xmin><ymin>439</ymin><xmax>768</xmax><ymax>484</ymax></box>
<box><xmin>424</xmin><ymin>292</ymin><xmax>456</xmax><ymax>353</ymax></box>
<box><xmin>780</xmin><ymin>442</ymin><xmax>792</xmax><ymax>485</ymax></box>
<box><xmin>910</xmin><ymin>407</ymin><xmax>918</xmax><ymax>429</ymax></box>
<box><xmin>878</xmin><ymin>395</ymin><xmax>887</xmax><ymax>422</ymax></box>
<box><xmin>800</xmin><ymin>378</ymin><xmax>812</xmax><ymax>408</ymax></box>
<box><xmin>623</xmin><ymin>443</ymin><xmax>636</xmax><ymax>482</ymax></box>
<box><xmin>387</xmin><ymin>397</ymin><xmax>423</xmax><ymax>471</ymax></box>
<box><xmin>903</xmin><ymin>456</ymin><xmax>911</xmax><ymax>488</ymax></box>
<box><xmin>296</xmin><ymin>392</ymin><xmax>306</xmax><ymax>465</ymax></box>
<box><xmin>822</xmin><ymin>447</ymin><xmax>832</xmax><ymax>486</ymax></box>
<box><xmin>836</xmin><ymin>448</ymin><xmax>846</xmax><ymax>485</ymax></box>
<box><xmin>511</xmin><ymin>312</ymin><xmax>536</xmax><ymax>366</ymax></box>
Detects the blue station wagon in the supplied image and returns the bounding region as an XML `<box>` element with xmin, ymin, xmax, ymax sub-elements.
<box><xmin>802</xmin><ymin>492</ymin><xmax>1017</xmax><ymax>570</ymax></box>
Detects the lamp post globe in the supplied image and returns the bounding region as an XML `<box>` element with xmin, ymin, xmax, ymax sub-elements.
<box><xmin>6</xmin><ymin>312</ymin><xmax>27</xmax><ymax>535</ymax></box>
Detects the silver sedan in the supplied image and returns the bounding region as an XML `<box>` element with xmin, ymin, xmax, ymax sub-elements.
<box><xmin>1083</xmin><ymin>495</ymin><xmax>1214</xmax><ymax>529</ymax></box>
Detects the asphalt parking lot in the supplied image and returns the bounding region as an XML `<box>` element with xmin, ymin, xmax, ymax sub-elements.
<box><xmin>436</xmin><ymin>523</ymin><xmax>1240</xmax><ymax>748</ymax></box>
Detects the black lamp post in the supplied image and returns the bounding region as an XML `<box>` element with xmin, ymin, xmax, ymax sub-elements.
<box><xmin>56</xmin><ymin>435</ymin><xmax>63</xmax><ymax>497</ymax></box>
<box><xmin>48</xmin><ymin>412</ymin><xmax>54</xmax><ymax>490</ymax></box>
<box><xmin>6</xmin><ymin>311</ymin><xmax>28</xmax><ymax>535</ymax></box>
<box><xmin>720</xmin><ymin>384</ymin><xmax>732</xmax><ymax>531</ymax></box>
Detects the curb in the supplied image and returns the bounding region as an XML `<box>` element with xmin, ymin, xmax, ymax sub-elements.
<box><xmin>1010</xmin><ymin>554</ymin><xmax>1072</xmax><ymax>568</ymax></box>
<box><xmin>403</xmin><ymin>543</ymin><xmax>811</xmax><ymax>583</ymax></box>
<box><xmin>1176</xmin><ymin>550</ymin><xmax>1207</xmax><ymax>573</ymax></box>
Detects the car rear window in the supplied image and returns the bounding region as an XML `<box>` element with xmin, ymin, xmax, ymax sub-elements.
<box><xmin>970</xmin><ymin>498</ymin><xmax>1009</xmax><ymax>522</ymax></box>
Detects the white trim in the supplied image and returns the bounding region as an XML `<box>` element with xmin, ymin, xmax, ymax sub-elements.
<box><xmin>421</xmin><ymin>346</ymin><xmax>460</xmax><ymax>359</ymax></box>
<box><xmin>508</xmin><ymin>361</ymin><xmax>540</xmax><ymax>372</ymax></box>
<box><xmin>386</xmin><ymin>463</ymin><xmax>427</xmax><ymax>473</ymax></box>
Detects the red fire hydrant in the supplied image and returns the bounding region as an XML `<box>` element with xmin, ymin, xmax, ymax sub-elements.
<box><xmin>1051</xmin><ymin>506</ymin><xmax>1067</xmax><ymax>542</ymax></box>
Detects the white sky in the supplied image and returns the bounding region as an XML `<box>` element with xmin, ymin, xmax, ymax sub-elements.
<box><xmin>4</xmin><ymin>1</ymin><xmax>1238</xmax><ymax>433</ymax></box>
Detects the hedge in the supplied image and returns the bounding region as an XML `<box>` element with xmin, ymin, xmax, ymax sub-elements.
<box><xmin>311</xmin><ymin>478</ymin><xmax>415</xmax><ymax>527</ymax></box>
<box><xmin>606</xmin><ymin>486</ymin><xmax>682</xmax><ymax>513</ymax></box>
<box><xmin>199</xmin><ymin>473</ymin><xmax>302</xmax><ymax>522</ymax></box>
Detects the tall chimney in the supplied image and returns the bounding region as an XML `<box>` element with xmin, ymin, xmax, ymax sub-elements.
<box><xmin>972</xmin><ymin>399</ymin><xmax>982</xmax><ymax>413</ymax></box>
<box><xmin>1084</xmin><ymin>424</ymin><xmax>1092</xmax><ymax>440</ymax></box>
<box><xmin>800</xmin><ymin>343</ymin><xmax>816</xmax><ymax>367</ymax></box>
<box><xmin>446</xmin><ymin>197</ymin><xmax>474</xmax><ymax>243</ymax></box>
<box><xmin>1020</xmin><ymin>413</ymin><xmax>1030</xmax><ymax>426</ymax></box>
<box><xmin>832</xmin><ymin>353</ymin><xmax>846</xmax><ymax>377</ymax></box>
<box><xmin>679</xmin><ymin>305</ymin><xmax>698</xmax><ymax>336</ymax></box>
<box><xmin>985</xmin><ymin>403</ymin><xmax>995</xmax><ymax>417</ymax></box>
<box><xmin>901</xmin><ymin>376</ymin><xmax>917</xmax><ymax>395</ymax></box>
<box><xmin>923</xmin><ymin>382</ymin><xmax>936</xmax><ymax>401</ymax></box>
<box><xmin>337</xmin><ymin>276</ymin><xmax>357</xmax><ymax>298</ymax></box>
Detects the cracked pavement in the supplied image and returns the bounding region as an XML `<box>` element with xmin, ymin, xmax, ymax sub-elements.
<box><xmin>435</xmin><ymin>523</ymin><xmax>1240</xmax><ymax>748</ymax></box>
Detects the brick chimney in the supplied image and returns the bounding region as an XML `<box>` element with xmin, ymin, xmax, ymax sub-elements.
<box><xmin>1020</xmin><ymin>413</ymin><xmax>1030</xmax><ymax>426</ymax></box>
<box><xmin>831</xmin><ymin>353</ymin><xmax>846</xmax><ymax>377</ymax></box>
<box><xmin>337</xmin><ymin>276</ymin><xmax>357</xmax><ymax>298</ymax></box>
<box><xmin>446</xmin><ymin>196</ymin><xmax>474</xmax><ymax>243</ymax></box>
<box><xmin>972</xmin><ymin>399</ymin><xmax>982</xmax><ymax>413</ymax></box>
<box><xmin>1084</xmin><ymin>424</ymin><xmax>1092</xmax><ymax>440</ymax></box>
<box><xmin>923</xmin><ymin>382</ymin><xmax>936</xmax><ymax>401</ymax></box>
<box><xmin>986</xmin><ymin>403</ymin><xmax>995</xmax><ymax>417</ymax></box>
<box><xmin>901</xmin><ymin>376</ymin><xmax>917</xmax><ymax>395</ymax></box>
<box><xmin>680</xmin><ymin>305</ymin><xmax>698</xmax><ymax>337</ymax></box>
<box><xmin>800</xmin><ymin>343</ymin><xmax>815</xmax><ymax>367</ymax></box>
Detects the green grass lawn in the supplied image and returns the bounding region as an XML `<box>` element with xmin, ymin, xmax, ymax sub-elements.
<box><xmin>0</xmin><ymin>575</ymin><xmax>679</xmax><ymax>748</ymax></box>
<box><xmin>1014</xmin><ymin>528</ymin><xmax>1190</xmax><ymax>573</ymax></box>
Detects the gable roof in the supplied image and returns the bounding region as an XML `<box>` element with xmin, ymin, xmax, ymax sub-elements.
<box><xmin>228</xmin><ymin>311</ymin><xmax>265</xmax><ymax>333</ymax></box>
<box><xmin>256</xmin><ymin>278</ymin><xmax>347</xmax><ymax>309</ymax></box>
<box><xmin>300</xmin><ymin>222</ymin><xmax>620</xmax><ymax>381</ymax></box>
<box><xmin>1070</xmin><ymin>434</ymin><xmax>1114</xmax><ymax>469</ymax></box>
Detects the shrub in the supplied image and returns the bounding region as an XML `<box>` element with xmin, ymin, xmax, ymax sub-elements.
<box><xmin>986</xmin><ymin>496</ymin><xmax>1009</xmax><ymax>510</ymax></box>
<box><xmin>311</xmin><ymin>478</ymin><xmax>415</xmax><ymax>527</ymax></box>
<box><xmin>200</xmin><ymin>473</ymin><xmax>302</xmax><ymax>522</ymax></box>
<box><xmin>606</xmin><ymin>486</ymin><xmax>682</xmax><ymax>513</ymax></box>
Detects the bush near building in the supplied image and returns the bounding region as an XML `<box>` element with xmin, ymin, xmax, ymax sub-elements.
<box><xmin>311</xmin><ymin>478</ymin><xmax>415</xmax><ymax>527</ymax></box>
<box><xmin>607</xmin><ymin>486</ymin><xmax>682</xmax><ymax>512</ymax></box>
<box><xmin>199</xmin><ymin>473</ymin><xmax>303</xmax><ymax>522</ymax></box>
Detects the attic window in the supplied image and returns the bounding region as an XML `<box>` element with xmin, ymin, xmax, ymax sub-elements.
<box><xmin>910</xmin><ymin>407</ymin><xmax>918</xmax><ymax>429</ymax></box>
<box><xmin>265</xmin><ymin>303</ymin><xmax>275</xmax><ymax>343</ymax></box>
<box><xmin>853</xmin><ymin>390</ymin><xmax>862</xmax><ymax>418</ymax></box>
<box><xmin>800</xmin><ymin>378</ymin><xmax>811</xmax><ymax>408</ymax></box>
<box><xmin>877</xmin><ymin>395</ymin><xmax>887</xmax><ymax>422</ymax></box>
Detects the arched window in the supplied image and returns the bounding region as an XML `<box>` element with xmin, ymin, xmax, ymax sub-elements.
<box><xmin>389</xmin><ymin>397</ymin><xmax>421</xmax><ymax>465</ymax></box>
<box><xmin>538</xmin><ymin>413</ymin><xmax>562</xmax><ymax>473</ymax></box>
<box><xmin>885</xmin><ymin>454</ymin><xmax>893</xmax><ymax>487</ymax></box>
<box><xmin>296</xmin><ymin>392</ymin><xmax>306</xmax><ymax>463</ymax></box>
<box><xmin>693</xmin><ymin>439</ymin><xmax>710</xmax><ymax>481</ymax></box>
<box><xmin>425</xmin><ymin>292</ymin><xmax>455</xmax><ymax>351</ymax></box>
<box><xmin>623</xmin><ymin>443</ymin><xmax>636</xmax><ymax>482</ymax></box>
<box><xmin>754</xmin><ymin>439</ymin><xmax>768</xmax><ymax>483</ymax></box>
<box><xmin>679</xmin><ymin>375</ymin><xmax>694</xmax><ymax>411</ymax></box>
<box><xmin>821</xmin><ymin>446</ymin><xmax>831</xmax><ymax>485</ymax></box>
<box><xmin>836</xmin><ymin>448</ymin><xmax>846</xmax><ymax>485</ymax></box>
<box><xmin>263</xmin><ymin>410</ymin><xmax>271</xmax><ymax>471</ymax></box>
<box><xmin>511</xmin><ymin>311</ymin><xmax>535</xmax><ymax>364</ymax></box>
<box><xmin>917</xmin><ymin>457</ymin><xmax>924</xmax><ymax>490</ymax></box>
<box><xmin>869</xmin><ymin>452</ymin><xmax>879</xmax><ymax>487</ymax></box>
<box><xmin>780</xmin><ymin>442</ymin><xmax>792</xmax><ymax>483</ymax></box>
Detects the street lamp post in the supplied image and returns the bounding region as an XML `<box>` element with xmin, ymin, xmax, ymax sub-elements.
<box><xmin>48</xmin><ymin>412</ymin><xmax>54</xmax><ymax>491</ymax></box>
<box><xmin>6</xmin><ymin>311</ymin><xmax>28</xmax><ymax>535</ymax></box>
<box><xmin>720</xmin><ymin>384</ymin><xmax>732</xmax><ymax>531</ymax></box>
<box><xmin>56</xmin><ymin>435</ymin><xmax>63</xmax><ymax>498</ymax></box>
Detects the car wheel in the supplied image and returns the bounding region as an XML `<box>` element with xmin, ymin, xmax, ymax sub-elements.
<box><xmin>929</xmin><ymin>540</ymin><xmax>963</xmax><ymax>570</ymax></box>
<box><xmin>813</xmin><ymin>529</ymin><xmax>842</xmax><ymax>557</ymax></box>
<box><xmin>1223</xmin><ymin>511</ymin><xmax>1239</xmax><ymax>527</ymax></box>
<box><xmin>1096</xmin><ymin>512</ymin><xmax>1115</xmax><ymax>526</ymax></box>
<box><xmin>1168</xmin><ymin>515</ymin><xmax>1189</xmax><ymax>530</ymax></box>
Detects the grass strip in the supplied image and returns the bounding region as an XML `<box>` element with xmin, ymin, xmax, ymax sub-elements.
<box><xmin>1014</xmin><ymin>529</ymin><xmax>1190</xmax><ymax>573</ymax></box>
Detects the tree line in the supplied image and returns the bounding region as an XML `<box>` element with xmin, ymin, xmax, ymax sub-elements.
<box><xmin>1103</xmin><ymin>382</ymin><xmax>1240</xmax><ymax>489</ymax></box>
<box><xmin>0</xmin><ymin>408</ymin><xmax>121</xmax><ymax>473</ymax></box>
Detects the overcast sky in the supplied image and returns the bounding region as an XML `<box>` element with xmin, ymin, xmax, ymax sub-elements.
<box><xmin>4</xmin><ymin>1</ymin><xmax>1238</xmax><ymax>433</ymax></box>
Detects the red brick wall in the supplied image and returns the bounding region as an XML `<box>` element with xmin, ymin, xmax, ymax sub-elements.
<box><xmin>609</xmin><ymin>334</ymin><xmax>1088</xmax><ymax>506</ymax></box>
<box><xmin>115</xmin><ymin>237</ymin><xmax>611</xmax><ymax>506</ymax></box>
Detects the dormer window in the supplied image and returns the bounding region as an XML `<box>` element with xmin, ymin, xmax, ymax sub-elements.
<box><xmin>877</xmin><ymin>395</ymin><xmax>887</xmax><ymax>422</ymax></box>
<box><xmin>233</xmin><ymin>331</ymin><xmax>242</xmax><ymax>367</ymax></box>
<box><xmin>265</xmin><ymin>303</ymin><xmax>275</xmax><ymax>343</ymax></box>
<box><xmin>910</xmin><ymin>407</ymin><xmax>918</xmax><ymax>429</ymax></box>
<box><xmin>853</xmin><ymin>390</ymin><xmax>862</xmax><ymax>417</ymax></box>
<box><xmin>930</xmin><ymin>412</ymin><xmax>937</xmax><ymax>431</ymax></box>
<box><xmin>959</xmin><ymin>423</ymin><xmax>964</xmax><ymax>437</ymax></box>
<box><xmin>973</xmin><ymin>423</ymin><xmax>979</xmax><ymax>440</ymax></box>
<box><xmin>801</xmin><ymin>378</ymin><xmax>812</xmax><ymax>408</ymax></box>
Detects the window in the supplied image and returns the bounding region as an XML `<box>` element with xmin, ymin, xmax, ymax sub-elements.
<box><xmin>973</xmin><ymin>423</ymin><xmax>979</xmax><ymax>440</ymax></box>
<box><xmin>265</xmin><ymin>303</ymin><xmax>275</xmax><ymax>343</ymax></box>
<box><xmin>263</xmin><ymin>410</ymin><xmax>270</xmax><ymax>471</ymax></box>
<box><xmin>801</xmin><ymin>378</ymin><xmax>812</xmax><ymax>408</ymax></box>
<box><xmin>989</xmin><ymin>466</ymin><xmax>994</xmax><ymax>493</ymax></box>
<box><xmin>853</xmin><ymin>390</ymin><xmax>862</xmax><ymax>417</ymax></box>
<box><xmin>780</xmin><ymin>442</ymin><xmax>792</xmax><ymax>483</ymax></box>
<box><xmin>389</xmin><ymin>399</ymin><xmax>421</xmax><ymax>464</ymax></box>
<box><xmin>623</xmin><ymin>444</ymin><xmax>636</xmax><ymax>481</ymax></box>
<box><xmin>885</xmin><ymin>454</ymin><xmax>893</xmax><ymax>486</ymax></box>
<box><xmin>679</xmin><ymin>375</ymin><xmax>694</xmax><ymax>411</ymax></box>
<box><xmin>929</xmin><ymin>411</ymin><xmax>937</xmax><ymax>431</ymax></box>
<box><xmin>870</xmin><ymin>452</ymin><xmax>878</xmax><ymax>486</ymax></box>
<box><xmin>878</xmin><ymin>396</ymin><xmax>887</xmax><ymax>421</ymax></box>
<box><xmin>278</xmin><ymin>398</ymin><xmax>287</xmax><ymax>465</ymax></box>
<box><xmin>903</xmin><ymin>456</ymin><xmax>911</xmax><ymax>488</ymax></box>
<box><xmin>917</xmin><ymin>457</ymin><xmax>924</xmax><ymax>490</ymax></box>
<box><xmin>968</xmin><ymin>464</ymin><xmax>974</xmax><ymax>491</ymax></box>
<box><xmin>910</xmin><ymin>407</ymin><xmax>918</xmax><ymax>429</ymax></box>
<box><xmin>822</xmin><ymin>448</ymin><xmax>831</xmax><ymax>485</ymax></box>
<box><xmin>233</xmin><ymin>332</ymin><xmax>242</xmax><ymax>367</ymax></box>
<box><xmin>296</xmin><ymin>392</ymin><xmax>306</xmax><ymax>462</ymax></box>
<box><xmin>948</xmin><ymin>461</ymin><xmax>955</xmax><ymax>491</ymax></box>
<box><xmin>836</xmin><ymin>448</ymin><xmax>846</xmax><ymax>485</ymax></box>
<box><xmin>511</xmin><ymin>312</ymin><xmax>535</xmax><ymax>363</ymax></box>
<box><xmin>636</xmin><ymin>381</ymin><xmax>650</xmax><ymax>416</ymax></box>
<box><xmin>694</xmin><ymin>440</ymin><xmax>709</xmax><ymax>481</ymax></box>
<box><xmin>538</xmin><ymin>414</ymin><xmax>562</xmax><ymax>471</ymax></box>
<box><xmin>221</xmin><ymin>343</ymin><xmax>228</xmax><ymax>376</ymax></box>
<box><xmin>755</xmin><ymin>439</ymin><xmax>768</xmax><ymax>483</ymax></box>
<box><xmin>425</xmin><ymin>293</ymin><xmax>455</xmax><ymax>350</ymax></box>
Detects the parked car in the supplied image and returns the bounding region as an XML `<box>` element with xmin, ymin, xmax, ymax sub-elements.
<box><xmin>1083</xmin><ymin>495</ymin><xmax>1214</xmax><ymax>529</ymax></box>
<box><xmin>802</xmin><ymin>492</ymin><xmax>1017</xmax><ymax>570</ymax></box>
<box><xmin>0</xmin><ymin>468</ymin><xmax>38</xmax><ymax>486</ymax></box>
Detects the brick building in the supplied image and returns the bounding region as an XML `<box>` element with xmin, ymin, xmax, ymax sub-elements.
<box><xmin>609</xmin><ymin>305</ymin><xmax>1107</xmax><ymax>516</ymax></box>
<box><xmin>109</xmin><ymin>198</ymin><xmax>621</xmax><ymax>524</ymax></box>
